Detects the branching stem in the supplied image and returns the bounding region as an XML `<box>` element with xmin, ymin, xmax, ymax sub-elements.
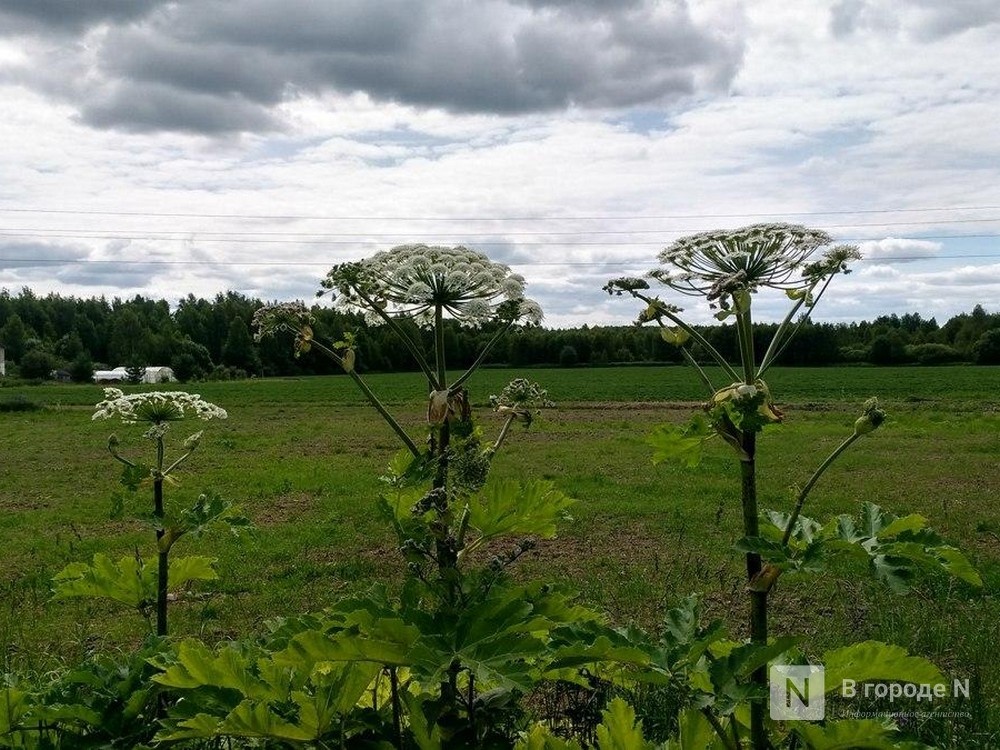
<box><xmin>781</xmin><ymin>432</ymin><xmax>862</xmax><ymax>546</ymax></box>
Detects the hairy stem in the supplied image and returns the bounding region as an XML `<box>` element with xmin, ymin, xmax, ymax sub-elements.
<box><xmin>154</xmin><ymin>436</ymin><xmax>168</xmax><ymax>638</ymax></box>
<box><xmin>490</xmin><ymin>413</ymin><xmax>517</xmax><ymax>455</ymax></box>
<box><xmin>701</xmin><ymin>708</ymin><xmax>739</xmax><ymax>750</ymax></box>
<box><xmin>740</xmin><ymin>431</ymin><xmax>768</xmax><ymax>750</ymax></box>
<box><xmin>781</xmin><ymin>432</ymin><xmax>862</xmax><ymax>546</ymax></box>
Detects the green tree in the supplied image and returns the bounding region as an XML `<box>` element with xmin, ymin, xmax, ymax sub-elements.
<box><xmin>18</xmin><ymin>348</ymin><xmax>59</xmax><ymax>380</ymax></box>
<box><xmin>0</xmin><ymin>313</ymin><xmax>30</xmax><ymax>362</ymax></box>
<box><xmin>972</xmin><ymin>328</ymin><xmax>1000</xmax><ymax>364</ymax></box>
<box><xmin>221</xmin><ymin>317</ymin><xmax>260</xmax><ymax>373</ymax></box>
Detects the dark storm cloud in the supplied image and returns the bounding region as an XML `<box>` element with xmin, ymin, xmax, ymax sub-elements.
<box><xmin>80</xmin><ymin>82</ymin><xmax>283</xmax><ymax>134</ymax></box>
<box><xmin>0</xmin><ymin>0</ymin><xmax>165</xmax><ymax>33</ymax></box>
<box><xmin>0</xmin><ymin>0</ymin><xmax>744</xmax><ymax>134</ymax></box>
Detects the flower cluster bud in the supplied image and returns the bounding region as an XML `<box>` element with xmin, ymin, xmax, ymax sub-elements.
<box><xmin>854</xmin><ymin>397</ymin><xmax>887</xmax><ymax>436</ymax></box>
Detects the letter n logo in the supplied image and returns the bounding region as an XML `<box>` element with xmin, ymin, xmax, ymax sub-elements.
<box><xmin>770</xmin><ymin>665</ymin><xmax>825</xmax><ymax>720</ymax></box>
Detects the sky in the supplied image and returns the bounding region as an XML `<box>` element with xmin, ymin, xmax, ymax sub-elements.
<box><xmin>0</xmin><ymin>0</ymin><xmax>998</xmax><ymax>328</ymax></box>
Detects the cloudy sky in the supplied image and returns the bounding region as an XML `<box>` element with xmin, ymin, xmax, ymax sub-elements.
<box><xmin>0</xmin><ymin>0</ymin><xmax>998</xmax><ymax>327</ymax></box>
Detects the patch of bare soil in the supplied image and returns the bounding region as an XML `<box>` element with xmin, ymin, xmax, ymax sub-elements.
<box><xmin>254</xmin><ymin>491</ymin><xmax>318</xmax><ymax>526</ymax></box>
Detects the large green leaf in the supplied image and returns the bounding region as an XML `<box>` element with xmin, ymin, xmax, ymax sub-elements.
<box><xmin>647</xmin><ymin>415</ymin><xmax>714</xmax><ymax>468</ymax></box>
<box><xmin>154</xmin><ymin>639</ymin><xmax>277</xmax><ymax>701</ymax></box>
<box><xmin>0</xmin><ymin>687</ymin><xmax>31</xmax><ymax>735</ymax></box>
<box><xmin>822</xmin><ymin>641</ymin><xmax>946</xmax><ymax>692</ymax></box>
<box><xmin>52</xmin><ymin>553</ymin><xmax>217</xmax><ymax>609</ymax></box>
<box><xmin>466</xmin><ymin>479</ymin><xmax>575</xmax><ymax>544</ymax></box>
<box><xmin>516</xmin><ymin>724</ymin><xmax>583</xmax><ymax>749</ymax></box>
<box><xmin>595</xmin><ymin>698</ymin><xmax>654</xmax><ymax>750</ymax></box>
<box><xmin>794</xmin><ymin>719</ymin><xmax>929</xmax><ymax>749</ymax></box>
<box><xmin>52</xmin><ymin>553</ymin><xmax>150</xmax><ymax>608</ymax></box>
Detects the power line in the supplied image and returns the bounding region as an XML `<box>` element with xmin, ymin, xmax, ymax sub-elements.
<box><xmin>2</xmin><ymin>203</ymin><xmax>1000</xmax><ymax>222</ymax></box>
<box><xmin>2</xmin><ymin>254</ymin><xmax>999</xmax><ymax>268</ymax></box>
<box><xmin>2</xmin><ymin>216</ymin><xmax>1000</xmax><ymax>240</ymax></box>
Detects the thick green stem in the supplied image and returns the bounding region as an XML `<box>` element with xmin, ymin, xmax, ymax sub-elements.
<box><xmin>662</xmin><ymin>312</ymin><xmax>741</xmax><ymax>382</ymax></box>
<box><xmin>701</xmin><ymin>708</ymin><xmax>739</xmax><ymax>750</ymax></box>
<box><xmin>756</xmin><ymin>293</ymin><xmax>809</xmax><ymax>378</ymax></box>
<box><xmin>736</xmin><ymin>308</ymin><xmax>756</xmax><ymax>386</ymax></box>
<box><xmin>389</xmin><ymin>667</ymin><xmax>402</xmax><ymax>747</ymax></box>
<box><xmin>434</xmin><ymin>305</ymin><xmax>447</xmax><ymax>389</ymax></box>
<box><xmin>154</xmin><ymin>437</ymin><xmax>168</xmax><ymax>637</ymax></box>
<box><xmin>781</xmin><ymin>432</ymin><xmax>862</xmax><ymax>546</ymax></box>
<box><xmin>490</xmin><ymin>413</ymin><xmax>517</xmax><ymax>455</ymax></box>
<box><xmin>740</xmin><ymin>432</ymin><xmax>768</xmax><ymax>750</ymax></box>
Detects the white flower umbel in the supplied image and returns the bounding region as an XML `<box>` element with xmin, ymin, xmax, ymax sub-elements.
<box><xmin>320</xmin><ymin>244</ymin><xmax>543</xmax><ymax>328</ymax></box>
<box><xmin>93</xmin><ymin>388</ymin><xmax>228</xmax><ymax>427</ymax></box>
<box><xmin>651</xmin><ymin>223</ymin><xmax>858</xmax><ymax>302</ymax></box>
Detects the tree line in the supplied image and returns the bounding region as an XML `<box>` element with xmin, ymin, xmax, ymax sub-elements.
<box><xmin>1</xmin><ymin>287</ymin><xmax>998</xmax><ymax>382</ymax></box>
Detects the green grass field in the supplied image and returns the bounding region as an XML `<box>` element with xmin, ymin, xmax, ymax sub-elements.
<box><xmin>2</xmin><ymin>366</ymin><xmax>998</xmax><ymax>742</ymax></box>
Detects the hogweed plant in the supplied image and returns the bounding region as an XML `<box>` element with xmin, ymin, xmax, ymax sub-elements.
<box><xmin>151</xmin><ymin>243</ymin><xmax>605</xmax><ymax>747</ymax></box>
<box><xmin>53</xmin><ymin>388</ymin><xmax>246</xmax><ymax>637</ymax></box>
<box><xmin>605</xmin><ymin>224</ymin><xmax>982</xmax><ymax>749</ymax></box>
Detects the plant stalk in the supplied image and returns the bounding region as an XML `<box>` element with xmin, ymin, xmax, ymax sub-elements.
<box><xmin>741</xmin><ymin>431</ymin><xmax>768</xmax><ymax>750</ymax></box>
<box><xmin>154</xmin><ymin>436</ymin><xmax>168</xmax><ymax>637</ymax></box>
<box><xmin>781</xmin><ymin>432</ymin><xmax>862</xmax><ymax>546</ymax></box>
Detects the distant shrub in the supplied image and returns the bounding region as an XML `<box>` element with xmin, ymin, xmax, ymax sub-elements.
<box><xmin>972</xmin><ymin>328</ymin><xmax>1000</xmax><ymax>365</ymax></box>
<box><xmin>839</xmin><ymin>345</ymin><xmax>869</xmax><ymax>363</ymax></box>
<box><xmin>907</xmin><ymin>343</ymin><xmax>962</xmax><ymax>365</ymax></box>
<box><xmin>0</xmin><ymin>394</ymin><xmax>41</xmax><ymax>412</ymax></box>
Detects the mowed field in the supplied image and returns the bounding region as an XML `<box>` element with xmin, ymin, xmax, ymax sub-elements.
<box><xmin>1</xmin><ymin>365</ymin><xmax>998</xmax><ymax>738</ymax></box>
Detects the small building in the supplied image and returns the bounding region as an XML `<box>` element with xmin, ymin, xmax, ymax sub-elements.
<box><xmin>93</xmin><ymin>366</ymin><xmax>176</xmax><ymax>384</ymax></box>
<box><xmin>93</xmin><ymin>366</ymin><xmax>129</xmax><ymax>383</ymax></box>
<box><xmin>144</xmin><ymin>366</ymin><xmax>176</xmax><ymax>384</ymax></box>
<box><xmin>50</xmin><ymin>369</ymin><xmax>72</xmax><ymax>383</ymax></box>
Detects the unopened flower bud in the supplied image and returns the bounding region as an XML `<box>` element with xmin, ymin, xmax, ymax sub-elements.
<box><xmin>183</xmin><ymin>430</ymin><xmax>203</xmax><ymax>452</ymax></box>
<box><xmin>854</xmin><ymin>397</ymin><xmax>886</xmax><ymax>435</ymax></box>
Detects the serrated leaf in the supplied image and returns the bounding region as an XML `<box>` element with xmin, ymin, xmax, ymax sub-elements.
<box><xmin>822</xmin><ymin>641</ymin><xmax>946</xmax><ymax>691</ymax></box>
<box><xmin>647</xmin><ymin>415</ymin><xmax>713</xmax><ymax>468</ymax></box>
<box><xmin>167</xmin><ymin>555</ymin><xmax>219</xmax><ymax>588</ymax></box>
<box><xmin>155</xmin><ymin>639</ymin><xmax>275</xmax><ymax>699</ymax></box>
<box><xmin>516</xmin><ymin>724</ymin><xmax>583</xmax><ymax>750</ymax></box>
<box><xmin>794</xmin><ymin>719</ymin><xmax>928</xmax><ymax>749</ymax></box>
<box><xmin>52</xmin><ymin>553</ymin><xmax>150</xmax><ymax>607</ymax></box>
<box><xmin>466</xmin><ymin>479</ymin><xmax>575</xmax><ymax>543</ymax></box>
<box><xmin>219</xmin><ymin>699</ymin><xmax>315</xmax><ymax>741</ymax></box>
<box><xmin>595</xmin><ymin>698</ymin><xmax>652</xmax><ymax>750</ymax></box>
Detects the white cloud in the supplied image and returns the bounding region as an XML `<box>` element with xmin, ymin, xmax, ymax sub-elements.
<box><xmin>858</xmin><ymin>237</ymin><xmax>942</xmax><ymax>262</ymax></box>
<box><xmin>0</xmin><ymin>0</ymin><xmax>998</xmax><ymax>327</ymax></box>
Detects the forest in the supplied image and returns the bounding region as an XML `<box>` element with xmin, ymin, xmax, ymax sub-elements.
<box><xmin>1</xmin><ymin>287</ymin><xmax>999</xmax><ymax>382</ymax></box>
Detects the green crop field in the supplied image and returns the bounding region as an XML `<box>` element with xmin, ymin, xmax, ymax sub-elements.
<box><xmin>2</xmin><ymin>365</ymin><xmax>999</xmax><ymax>743</ymax></box>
